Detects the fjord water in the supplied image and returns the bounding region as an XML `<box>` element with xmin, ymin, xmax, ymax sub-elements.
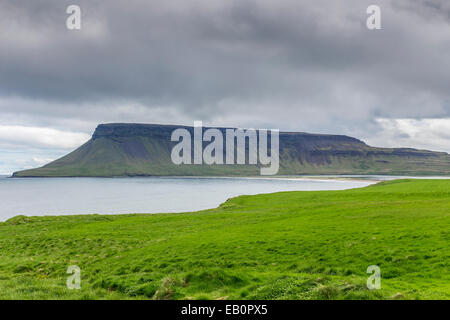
<box><xmin>0</xmin><ymin>176</ymin><xmax>377</xmax><ymax>221</ymax></box>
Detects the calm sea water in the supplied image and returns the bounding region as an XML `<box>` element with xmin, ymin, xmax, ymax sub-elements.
<box><xmin>0</xmin><ymin>176</ymin><xmax>377</xmax><ymax>221</ymax></box>
<box><xmin>0</xmin><ymin>175</ymin><xmax>446</xmax><ymax>221</ymax></box>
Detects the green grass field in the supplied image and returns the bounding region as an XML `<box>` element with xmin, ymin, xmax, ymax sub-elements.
<box><xmin>0</xmin><ymin>179</ymin><xmax>449</xmax><ymax>300</ymax></box>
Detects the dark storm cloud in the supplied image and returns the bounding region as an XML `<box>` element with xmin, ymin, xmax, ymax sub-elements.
<box><xmin>0</xmin><ymin>0</ymin><xmax>450</xmax><ymax>173</ymax></box>
<box><xmin>1</xmin><ymin>0</ymin><xmax>449</xmax><ymax>112</ymax></box>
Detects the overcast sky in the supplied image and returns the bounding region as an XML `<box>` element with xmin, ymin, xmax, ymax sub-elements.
<box><xmin>1</xmin><ymin>0</ymin><xmax>450</xmax><ymax>174</ymax></box>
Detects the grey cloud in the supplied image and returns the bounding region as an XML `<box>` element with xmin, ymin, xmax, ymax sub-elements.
<box><xmin>1</xmin><ymin>1</ymin><xmax>449</xmax><ymax>110</ymax></box>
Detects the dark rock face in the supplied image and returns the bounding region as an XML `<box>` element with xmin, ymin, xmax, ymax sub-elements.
<box><xmin>86</xmin><ymin>123</ymin><xmax>450</xmax><ymax>171</ymax></box>
<box><xmin>93</xmin><ymin>123</ymin><xmax>366</xmax><ymax>149</ymax></box>
<box><xmin>93</xmin><ymin>123</ymin><xmax>179</xmax><ymax>140</ymax></box>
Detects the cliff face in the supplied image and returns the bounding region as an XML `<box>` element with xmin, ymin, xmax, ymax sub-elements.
<box><xmin>13</xmin><ymin>123</ymin><xmax>450</xmax><ymax>177</ymax></box>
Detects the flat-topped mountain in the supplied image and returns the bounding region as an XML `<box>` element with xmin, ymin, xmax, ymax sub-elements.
<box><xmin>13</xmin><ymin>123</ymin><xmax>450</xmax><ymax>177</ymax></box>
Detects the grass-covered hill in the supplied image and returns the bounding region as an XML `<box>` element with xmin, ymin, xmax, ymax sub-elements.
<box><xmin>13</xmin><ymin>123</ymin><xmax>450</xmax><ymax>177</ymax></box>
<box><xmin>0</xmin><ymin>179</ymin><xmax>448</xmax><ymax>299</ymax></box>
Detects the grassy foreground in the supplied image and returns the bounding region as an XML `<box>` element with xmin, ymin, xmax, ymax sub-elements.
<box><xmin>0</xmin><ymin>179</ymin><xmax>449</xmax><ymax>300</ymax></box>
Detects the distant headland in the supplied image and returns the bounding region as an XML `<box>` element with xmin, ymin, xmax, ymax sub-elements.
<box><xmin>12</xmin><ymin>123</ymin><xmax>450</xmax><ymax>177</ymax></box>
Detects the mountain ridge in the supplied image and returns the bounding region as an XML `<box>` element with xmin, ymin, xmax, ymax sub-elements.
<box><xmin>13</xmin><ymin>123</ymin><xmax>450</xmax><ymax>177</ymax></box>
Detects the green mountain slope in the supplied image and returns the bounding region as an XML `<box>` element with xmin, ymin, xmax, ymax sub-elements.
<box><xmin>13</xmin><ymin>123</ymin><xmax>450</xmax><ymax>177</ymax></box>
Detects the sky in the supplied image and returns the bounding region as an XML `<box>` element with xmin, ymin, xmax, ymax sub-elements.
<box><xmin>1</xmin><ymin>0</ymin><xmax>450</xmax><ymax>174</ymax></box>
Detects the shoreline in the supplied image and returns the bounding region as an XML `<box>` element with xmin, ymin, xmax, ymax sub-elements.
<box><xmin>6</xmin><ymin>174</ymin><xmax>450</xmax><ymax>183</ymax></box>
<box><xmin>4</xmin><ymin>174</ymin><xmax>384</xmax><ymax>183</ymax></box>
